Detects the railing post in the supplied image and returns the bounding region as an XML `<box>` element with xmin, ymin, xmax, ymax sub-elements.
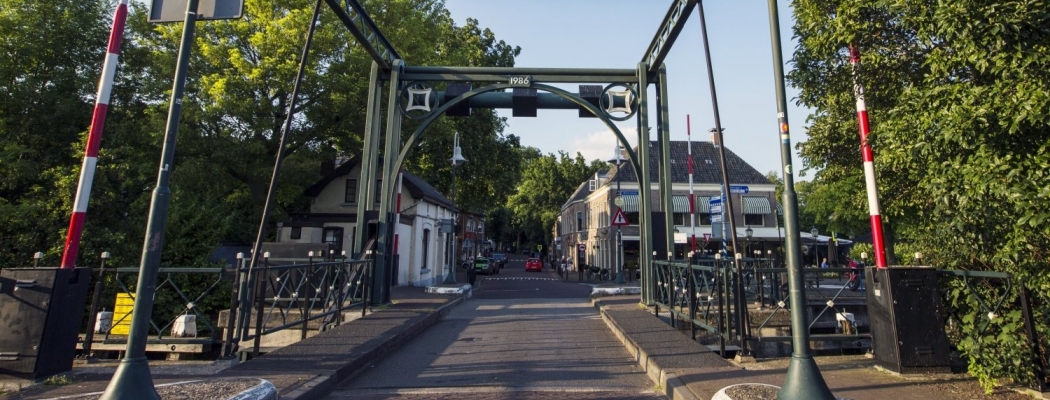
<box><xmin>252</xmin><ymin>253</ymin><xmax>269</xmax><ymax>358</ymax></box>
<box><xmin>335</xmin><ymin>251</ymin><xmax>346</xmax><ymax>328</ymax></box>
<box><xmin>1020</xmin><ymin>285</ymin><xmax>1047</xmax><ymax>391</ymax></box>
<box><xmin>236</xmin><ymin>255</ymin><xmax>253</xmax><ymax>344</ymax></box>
<box><xmin>223</xmin><ymin>253</ymin><xmax>244</xmax><ymax>358</ymax></box>
<box><xmin>81</xmin><ymin>251</ymin><xmax>111</xmax><ymax>360</ymax></box>
<box><xmin>715</xmin><ymin>254</ymin><xmax>726</xmax><ymax>357</ymax></box>
<box><xmin>362</xmin><ymin>250</ymin><xmax>372</xmax><ymax>318</ymax></box>
<box><xmin>688</xmin><ymin>252</ymin><xmax>697</xmax><ymax>341</ymax></box>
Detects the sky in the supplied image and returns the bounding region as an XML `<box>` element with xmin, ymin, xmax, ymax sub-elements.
<box><xmin>442</xmin><ymin>0</ymin><xmax>813</xmax><ymax>181</ymax></box>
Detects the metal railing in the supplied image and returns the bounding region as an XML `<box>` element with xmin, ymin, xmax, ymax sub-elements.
<box><xmin>79</xmin><ymin>254</ymin><xmax>374</xmax><ymax>360</ymax></box>
<box><xmin>651</xmin><ymin>257</ymin><xmax>870</xmax><ymax>358</ymax></box>
<box><xmin>649</xmin><ymin>257</ymin><xmax>1049</xmax><ymax>391</ymax></box>
<box><xmin>82</xmin><ymin>266</ymin><xmax>230</xmax><ymax>354</ymax></box>
<box><xmin>228</xmin><ymin>254</ymin><xmax>372</xmax><ymax>358</ymax></box>
<box><xmin>937</xmin><ymin>269</ymin><xmax>1047</xmax><ymax>391</ymax></box>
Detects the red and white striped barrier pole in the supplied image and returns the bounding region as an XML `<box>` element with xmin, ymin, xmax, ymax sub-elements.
<box><xmin>60</xmin><ymin>0</ymin><xmax>130</xmax><ymax>269</ymax></box>
<box><xmin>849</xmin><ymin>44</ymin><xmax>888</xmax><ymax>269</ymax></box>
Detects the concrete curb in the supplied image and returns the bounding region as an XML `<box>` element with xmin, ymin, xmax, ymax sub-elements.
<box><xmin>227</xmin><ymin>378</ymin><xmax>277</xmax><ymax>400</ymax></box>
<box><xmin>594</xmin><ymin>300</ymin><xmax>700</xmax><ymax>400</ymax></box>
<box><xmin>425</xmin><ymin>284</ymin><xmax>472</xmax><ymax>295</ymax></box>
<box><xmin>590</xmin><ymin>286</ymin><xmax>641</xmax><ymax>297</ymax></box>
<box><xmin>281</xmin><ymin>294</ymin><xmax>467</xmax><ymax>400</ymax></box>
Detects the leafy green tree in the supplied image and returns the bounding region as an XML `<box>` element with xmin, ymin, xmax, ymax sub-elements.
<box><xmin>0</xmin><ymin>0</ymin><xmax>116</xmax><ymax>267</ymax></box>
<box><xmin>791</xmin><ymin>0</ymin><xmax>1050</xmax><ymax>389</ymax></box>
<box><xmin>507</xmin><ymin>150</ymin><xmax>603</xmax><ymax>248</ymax></box>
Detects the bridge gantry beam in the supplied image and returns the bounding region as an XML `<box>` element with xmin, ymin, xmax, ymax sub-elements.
<box><xmin>324</xmin><ymin>0</ymin><xmax>401</xmax><ymax>70</ymax></box>
<box><xmin>641</xmin><ymin>0</ymin><xmax>698</xmax><ymax>79</ymax></box>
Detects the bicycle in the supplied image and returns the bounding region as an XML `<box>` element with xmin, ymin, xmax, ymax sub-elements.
<box><xmin>846</xmin><ymin>263</ymin><xmax>864</xmax><ymax>291</ymax></box>
<box><xmin>586</xmin><ymin>265</ymin><xmax>611</xmax><ymax>282</ymax></box>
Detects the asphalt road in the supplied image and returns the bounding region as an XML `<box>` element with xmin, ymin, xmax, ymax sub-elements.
<box><xmin>324</xmin><ymin>258</ymin><xmax>666</xmax><ymax>400</ymax></box>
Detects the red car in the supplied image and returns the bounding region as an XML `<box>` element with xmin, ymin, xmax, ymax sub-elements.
<box><xmin>525</xmin><ymin>258</ymin><xmax>542</xmax><ymax>272</ymax></box>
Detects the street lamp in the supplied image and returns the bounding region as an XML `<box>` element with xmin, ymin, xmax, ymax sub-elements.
<box><xmin>444</xmin><ymin>132</ymin><xmax>467</xmax><ymax>285</ymax></box>
<box><xmin>609</xmin><ymin>145</ymin><xmax>627</xmax><ymax>284</ymax></box>
<box><xmin>810</xmin><ymin>227</ymin><xmax>819</xmax><ymax>266</ymax></box>
<box><xmin>745</xmin><ymin>226</ymin><xmax>753</xmax><ymax>256</ymax></box>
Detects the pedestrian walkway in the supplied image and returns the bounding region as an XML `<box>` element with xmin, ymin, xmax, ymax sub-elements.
<box><xmin>4</xmin><ymin>286</ymin><xmax>1041</xmax><ymax>400</ymax></box>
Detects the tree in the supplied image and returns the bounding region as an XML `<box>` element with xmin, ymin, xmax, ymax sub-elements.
<box><xmin>0</xmin><ymin>0</ymin><xmax>522</xmax><ymax>269</ymax></box>
<box><xmin>791</xmin><ymin>0</ymin><xmax>1050</xmax><ymax>389</ymax></box>
<box><xmin>507</xmin><ymin>150</ymin><xmax>603</xmax><ymax>248</ymax></box>
<box><xmin>0</xmin><ymin>0</ymin><xmax>115</xmax><ymax>267</ymax></box>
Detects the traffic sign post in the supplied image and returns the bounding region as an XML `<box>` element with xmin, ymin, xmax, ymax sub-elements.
<box><xmin>611</xmin><ymin>208</ymin><xmax>629</xmax><ymax>226</ymax></box>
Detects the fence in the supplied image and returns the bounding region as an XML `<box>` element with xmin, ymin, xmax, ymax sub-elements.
<box><xmin>648</xmin><ymin>257</ymin><xmax>1049</xmax><ymax>390</ymax></box>
<box><xmin>80</xmin><ymin>254</ymin><xmax>373</xmax><ymax>360</ymax></box>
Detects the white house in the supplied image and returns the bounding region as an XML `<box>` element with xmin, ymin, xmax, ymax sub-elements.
<box><xmin>276</xmin><ymin>158</ymin><xmax>457</xmax><ymax>287</ymax></box>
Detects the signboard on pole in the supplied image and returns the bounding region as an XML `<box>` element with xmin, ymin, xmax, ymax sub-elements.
<box><xmin>619</xmin><ymin>190</ymin><xmax>639</xmax><ymax>196</ymax></box>
<box><xmin>674</xmin><ymin>232</ymin><xmax>687</xmax><ymax>244</ymax></box>
<box><xmin>709</xmin><ymin>197</ymin><xmax>722</xmax><ymax>223</ymax></box>
<box><xmin>729</xmin><ymin>185</ymin><xmax>749</xmax><ymax>194</ymax></box>
<box><xmin>611</xmin><ymin>208</ymin><xmax>629</xmax><ymax>226</ymax></box>
<box><xmin>577</xmin><ymin>243</ymin><xmax>586</xmax><ymax>252</ymax></box>
<box><xmin>150</xmin><ymin>0</ymin><xmax>244</xmax><ymax>23</ymax></box>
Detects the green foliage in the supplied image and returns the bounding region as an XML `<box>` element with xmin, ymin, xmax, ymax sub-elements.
<box><xmin>0</xmin><ymin>0</ymin><xmax>522</xmax><ymax>270</ymax></box>
<box><xmin>507</xmin><ymin>150</ymin><xmax>603</xmax><ymax>248</ymax></box>
<box><xmin>0</xmin><ymin>0</ymin><xmax>111</xmax><ymax>267</ymax></box>
<box><xmin>791</xmin><ymin>0</ymin><xmax>1050</xmax><ymax>388</ymax></box>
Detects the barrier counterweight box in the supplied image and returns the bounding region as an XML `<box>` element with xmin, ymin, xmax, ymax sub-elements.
<box><xmin>0</xmin><ymin>268</ymin><xmax>91</xmax><ymax>379</ymax></box>
<box><xmin>865</xmin><ymin>266</ymin><xmax>951</xmax><ymax>373</ymax></box>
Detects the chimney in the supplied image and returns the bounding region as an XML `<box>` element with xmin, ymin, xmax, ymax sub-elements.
<box><xmin>709</xmin><ymin>128</ymin><xmax>723</xmax><ymax>148</ymax></box>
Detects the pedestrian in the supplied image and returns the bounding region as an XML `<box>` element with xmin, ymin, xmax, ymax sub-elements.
<box><xmin>820</xmin><ymin>257</ymin><xmax>829</xmax><ymax>269</ymax></box>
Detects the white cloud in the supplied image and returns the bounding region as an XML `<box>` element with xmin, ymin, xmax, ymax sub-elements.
<box><xmin>569</xmin><ymin>125</ymin><xmax>637</xmax><ymax>163</ymax></box>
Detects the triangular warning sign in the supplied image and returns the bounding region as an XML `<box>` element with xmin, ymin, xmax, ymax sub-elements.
<box><xmin>611</xmin><ymin>208</ymin><xmax>629</xmax><ymax>226</ymax></box>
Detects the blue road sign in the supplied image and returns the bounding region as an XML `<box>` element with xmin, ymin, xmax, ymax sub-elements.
<box><xmin>729</xmin><ymin>185</ymin><xmax>749</xmax><ymax>194</ymax></box>
<box><xmin>619</xmin><ymin>190</ymin><xmax>639</xmax><ymax>195</ymax></box>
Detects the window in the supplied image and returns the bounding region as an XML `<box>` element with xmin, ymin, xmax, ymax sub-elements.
<box><xmin>421</xmin><ymin>229</ymin><xmax>430</xmax><ymax>270</ymax></box>
<box><xmin>576</xmin><ymin>212</ymin><xmax>583</xmax><ymax>231</ymax></box>
<box><xmin>323</xmin><ymin>227</ymin><xmax>343</xmax><ymax>253</ymax></box>
<box><xmin>344</xmin><ymin>179</ymin><xmax>358</xmax><ymax>203</ymax></box>
<box><xmin>625</xmin><ymin>212</ymin><xmax>640</xmax><ymax>225</ymax></box>
<box><xmin>290</xmin><ymin>227</ymin><xmax>302</xmax><ymax>240</ymax></box>
<box><xmin>744</xmin><ymin>214</ymin><xmax>764</xmax><ymax>226</ymax></box>
<box><xmin>699</xmin><ymin>213</ymin><xmax>712</xmax><ymax>225</ymax></box>
<box><xmin>673</xmin><ymin>213</ymin><xmax>688</xmax><ymax>226</ymax></box>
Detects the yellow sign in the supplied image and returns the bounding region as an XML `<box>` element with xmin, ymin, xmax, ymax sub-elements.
<box><xmin>110</xmin><ymin>293</ymin><xmax>135</xmax><ymax>335</ymax></box>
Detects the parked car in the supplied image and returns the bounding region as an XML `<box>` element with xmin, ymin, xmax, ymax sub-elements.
<box><xmin>491</xmin><ymin>253</ymin><xmax>507</xmax><ymax>269</ymax></box>
<box><xmin>473</xmin><ymin>257</ymin><xmax>497</xmax><ymax>275</ymax></box>
<box><xmin>525</xmin><ymin>258</ymin><xmax>542</xmax><ymax>272</ymax></box>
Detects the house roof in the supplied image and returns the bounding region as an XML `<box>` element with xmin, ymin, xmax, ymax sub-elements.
<box><xmin>560</xmin><ymin>179</ymin><xmax>593</xmax><ymax>211</ymax></box>
<box><xmin>608</xmin><ymin>141</ymin><xmax>770</xmax><ymax>185</ymax></box>
<box><xmin>305</xmin><ymin>157</ymin><xmax>455</xmax><ymax>210</ymax></box>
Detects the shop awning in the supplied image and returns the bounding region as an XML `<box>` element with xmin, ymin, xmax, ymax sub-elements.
<box><xmin>742</xmin><ymin>196</ymin><xmax>772</xmax><ymax>214</ymax></box>
<box><xmin>619</xmin><ymin>194</ymin><xmax>639</xmax><ymax>213</ymax></box>
<box><xmin>694</xmin><ymin>196</ymin><xmax>712</xmax><ymax>213</ymax></box>
<box><xmin>672</xmin><ymin>196</ymin><xmax>690</xmax><ymax>213</ymax></box>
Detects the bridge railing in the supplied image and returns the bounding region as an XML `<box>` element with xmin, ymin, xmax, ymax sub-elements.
<box><xmin>80</xmin><ymin>254</ymin><xmax>373</xmax><ymax>360</ymax></box>
<box><xmin>83</xmin><ymin>266</ymin><xmax>231</xmax><ymax>355</ymax></box>
<box><xmin>649</xmin><ymin>257</ymin><xmax>1049</xmax><ymax>390</ymax></box>
<box><xmin>228</xmin><ymin>254</ymin><xmax>372</xmax><ymax>358</ymax></box>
